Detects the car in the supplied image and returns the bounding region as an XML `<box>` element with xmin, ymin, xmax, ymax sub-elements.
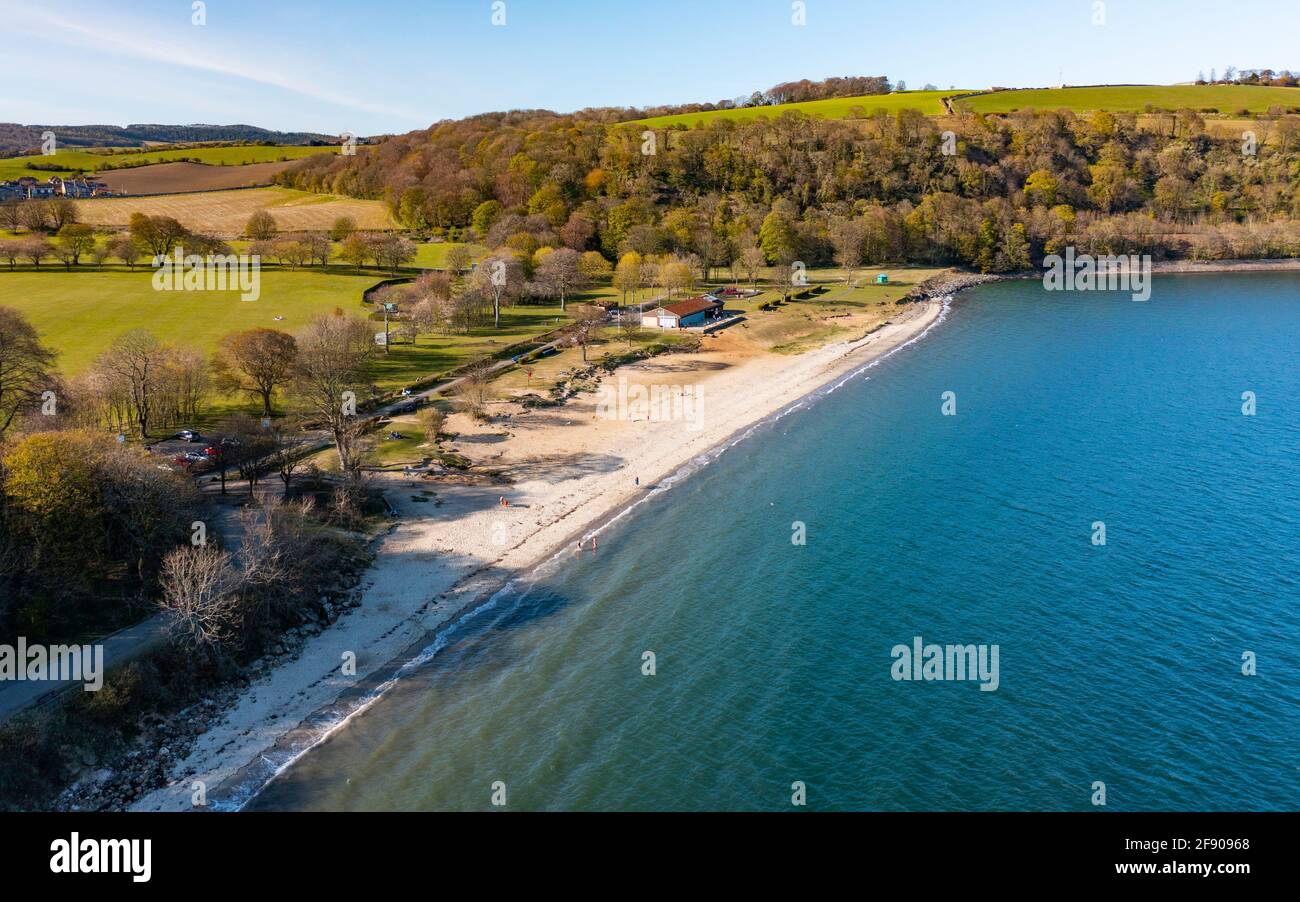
<box><xmin>177</xmin><ymin>429</ymin><xmax>201</xmax><ymax>442</ymax></box>
<box><xmin>398</xmin><ymin>402</ymin><xmax>420</xmax><ymax>414</ymax></box>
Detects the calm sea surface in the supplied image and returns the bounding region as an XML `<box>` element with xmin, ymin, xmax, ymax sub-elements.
<box><xmin>251</xmin><ymin>274</ymin><xmax>1300</xmax><ymax>811</ymax></box>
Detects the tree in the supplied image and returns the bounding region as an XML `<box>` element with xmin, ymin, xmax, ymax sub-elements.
<box><xmin>612</xmin><ymin>251</ymin><xmax>643</xmax><ymax>305</ymax></box>
<box><xmin>293</xmin><ymin>313</ymin><xmax>374</xmax><ymax>476</ymax></box>
<box><xmin>329</xmin><ymin>216</ymin><xmax>357</xmax><ymax>242</ymax></box>
<box><xmin>56</xmin><ymin>223</ymin><xmax>95</xmax><ymax>268</ymax></box>
<box><xmin>444</xmin><ymin>244</ymin><xmax>473</xmax><ymax>275</ymax></box>
<box><xmin>157</xmin><ymin>545</ymin><xmax>243</xmax><ymax>656</ymax></box>
<box><xmin>828</xmin><ymin>217</ymin><xmax>866</xmax><ymax>282</ymax></box>
<box><xmin>371</xmin><ymin>235</ymin><xmax>416</xmax><ymax>274</ymax></box>
<box><xmin>211</xmin><ymin>328</ymin><xmax>298</xmax><ymax>417</ymax></box>
<box><xmin>274</xmin><ymin>238</ymin><xmax>311</xmax><ymax>269</ymax></box>
<box><xmin>417</xmin><ymin>406</ymin><xmax>445</xmax><ymax>443</ymax></box>
<box><xmin>0</xmin><ymin>200</ymin><xmax>22</xmax><ymax>233</ymax></box>
<box><xmin>245</xmin><ymin>209</ymin><xmax>278</xmax><ymax>240</ymax></box>
<box><xmin>568</xmin><ymin>305</ymin><xmax>608</xmax><ymax>362</ymax></box>
<box><xmin>93</xmin><ymin>329</ymin><xmax>166</xmax><ymax>438</ymax></box>
<box><xmin>129</xmin><ymin>213</ymin><xmax>188</xmax><ymax>258</ymax></box>
<box><xmin>47</xmin><ymin>198</ymin><xmax>78</xmax><ymax>231</ymax></box>
<box><xmin>452</xmin><ymin>362</ymin><xmax>494</xmax><ymax>420</ymax></box>
<box><xmin>21</xmin><ymin>237</ymin><xmax>53</xmax><ymax>269</ymax></box>
<box><xmin>1024</xmin><ymin>169</ymin><xmax>1059</xmax><ymax>207</ymax></box>
<box><xmin>0</xmin><ymin>240</ymin><xmax>20</xmax><ymax>271</ymax></box>
<box><xmin>0</xmin><ymin>307</ymin><xmax>58</xmax><ymax>436</ymax></box>
<box><xmin>304</xmin><ymin>234</ymin><xmax>333</xmax><ymax>267</ymax></box>
<box><xmin>578</xmin><ymin>250</ymin><xmax>613</xmax><ymax>284</ymax></box>
<box><xmin>338</xmin><ymin>234</ymin><xmax>370</xmax><ymax>271</ymax></box>
<box><xmin>532</xmin><ymin>247</ymin><xmax>584</xmax><ymax>310</ymax></box>
<box><xmin>759</xmin><ymin>208</ymin><xmax>798</xmax><ymax>264</ymax></box>
<box><xmin>471</xmin><ymin>253</ymin><xmax>524</xmax><ymax>328</ymax></box>
<box><xmin>737</xmin><ymin>244</ymin><xmax>766</xmax><ymax>286</ymax></box>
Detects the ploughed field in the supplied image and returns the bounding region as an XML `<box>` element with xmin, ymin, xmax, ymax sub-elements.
<box><xmin>93</xmin><ymin>160</ymin><xmax>302</xmax><ymax>195</ymax></box>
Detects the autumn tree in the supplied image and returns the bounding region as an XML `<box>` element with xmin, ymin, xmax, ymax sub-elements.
<box><xmin>211</xmin><ymin>328</ymin><xmax>299</xmax><ymax>417</ymax></box>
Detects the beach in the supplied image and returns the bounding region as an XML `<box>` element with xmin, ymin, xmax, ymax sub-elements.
<box><xmin>130</xmin><ymin>296</ymin><xmax>946</xmax><ymax>811</ymax></box>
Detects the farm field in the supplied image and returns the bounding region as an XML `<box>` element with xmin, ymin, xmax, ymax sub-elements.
<box><xmin>958</xmin><ymin>83</ymin><xmax>1300</xmax><ymax>114</ymax></box>
<box><xmin>634</xmin><ymin>89</ymin><xmax>962</xmax><ymax>127</ymax></box>
<box><xmin>410</xmin><ymin>241</ymin><xmax>486</xmax><ymax>268</ymax></box>
<box><xmin>72</xmin><ymin>187</ymin><xmax>396</xmax><ymax>235</ymax></box>
<box><xmin>0</xmin><ymin>144</ymin><xmax>339</xmax><ymax>182</ymax></box>
<box><xmin>94</xmin><ymin>160</ymin><xmax>301</xmax><ymax>195</ymax></box>
<box><xmin>0</xmin><ymin>269</ymin><xmax>572</xmax><ymax>400</ymax></box>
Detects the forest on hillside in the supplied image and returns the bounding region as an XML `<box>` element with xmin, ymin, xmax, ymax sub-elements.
<box><xmin>274</xmin><ymin>103</ymin><xmax>1300</xmax><ymax>273</ymax></box>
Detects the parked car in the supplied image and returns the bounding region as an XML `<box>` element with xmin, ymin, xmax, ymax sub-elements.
<box><xmin>177</xmin><ymin>429</ymin><xmax>201</xmax><ymax>442</ymax></box>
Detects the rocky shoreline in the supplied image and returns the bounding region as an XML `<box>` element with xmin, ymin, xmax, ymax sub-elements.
<box><xmin>52</xmin><ymin>551</ymin><xmax>372</xmax><ymax>812</ymax></box>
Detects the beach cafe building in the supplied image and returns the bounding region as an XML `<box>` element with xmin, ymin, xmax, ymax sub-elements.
<box><xmin>642</xmin><ymin>296</ymin><xmax>725</xmax><ymax>330</ymax></box>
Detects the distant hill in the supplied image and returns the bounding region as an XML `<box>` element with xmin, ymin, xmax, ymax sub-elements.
<box><xmin>0</xmin><ymin>123</ymin><xmax>343</xmax><ymax>157</ymax></box>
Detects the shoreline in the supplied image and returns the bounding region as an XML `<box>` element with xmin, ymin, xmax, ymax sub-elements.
<box><xmin>130</xmin><ymin>293</ymin><xmax>952</xmax><ymax>812</ymax></box>
<box><xmin>123</xmin><ymin>261</ymin><xmax>1300</xmax><ymax>812</ymax></box>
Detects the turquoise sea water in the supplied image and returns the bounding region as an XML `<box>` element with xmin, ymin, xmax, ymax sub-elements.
<box><xmin>251</xmin><ymin>274</ymin><xmax>1300</xmax><ymax>811</ymax></box>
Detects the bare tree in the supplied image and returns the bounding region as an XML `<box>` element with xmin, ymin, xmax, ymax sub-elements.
<box><xmin>293</xmin><ymin>313</ymin><xmax>374</xmax><ymax>476</ymax></box>
<box><xmin>452</xmin><ymin>362</ymin><xmax>495</xmax><ymax>420</ymax></box>
<box><xmin>568</xmin><ymin>304</ymin><xmax>608</xmax><ymax>362</ymax></box>
<box><xmin>157</xmin><ymin>545</ymin><xmax>243</xmax><ymax>655</ymax></box>
<box><xmin>829</xmin><ymin>216</ymin><xmax>867</xmax><ymax>283</ymax></box>
<box><xmin>471</xmin><ymin>253</ymin><xmax>524</xmax><ymax>328</ymax></box>
<box><xmin>92</xmin><ymin>329</ymin><xmax>166</xmax><ymax>438</ymax></box>
<box><xmin>531</xmin><ymin>247</ymin><xmax>585</xmax><ymax>310</ymax></box>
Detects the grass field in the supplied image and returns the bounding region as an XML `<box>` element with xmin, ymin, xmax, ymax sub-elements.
<box><xmin>72</xmin><ymin>187</ymin><xmax>395</xmax><ymax>235</ymax></box>
<box><xmin>959</xmin><ymin>84</ymin><xmax>1300</xmax><ymax>115</ymax></box>
<box><xmin>0</xmin><ymin>144</ymin><xmax>339</xmax><ymax>182</ymax></box>
<box><xmin>410</xmin><ymin>241</ymin><xmax>486</xmax><ymax>268</ymax></box>
<box><xmin>634</xmin><ymin>90</ymin><xmax>962</xmax><ymax>128</ymax></box>
<box><xmin>0</xmin><ymin>269</ymin><xmax>571</xmax><ymax>413</ymax></box>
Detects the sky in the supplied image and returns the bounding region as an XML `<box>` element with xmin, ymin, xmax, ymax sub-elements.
<box><xmin>1</xmin><ymin>0</ymin><xmax>1298</xmax><ymax>136</ymax></box>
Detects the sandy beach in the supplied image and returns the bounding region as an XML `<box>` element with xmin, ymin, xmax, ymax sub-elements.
<box><xmin>131</xmin><ymin>296</ymin><xmax>945</xmax><ymax>811</ymax></box>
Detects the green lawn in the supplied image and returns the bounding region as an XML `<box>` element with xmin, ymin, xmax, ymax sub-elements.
<box><xmin>0</xmin><ymin>144</ymin><xmax>340</xmax><ymax>181</ymax></box>
<box><xmin>0</xmin><ymin>269</ymin><xmax>380</xmax><ymax>377</ymax></box>
<box><xmin>0</xmin><ymin>268</ymin><xmax>573</xmax><ymax>421</ymax></box>
<box><xmin>409</xmin><ymin>241</ymin><xmax>486</xmax><ymax>268</ymax></box>
<box><xmin>634</xmin><ymin>90</ymin><xmax>963</xmax><ymax>128</ymax></box>
<box><xmin>959</xmin><ymin>84</ymin><xmax>1300</xmax><ymax>115</ymax></box>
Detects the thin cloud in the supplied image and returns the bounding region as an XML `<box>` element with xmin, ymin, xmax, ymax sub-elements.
<box><xmin>1</xmin><ymin>0</ymin><xmax>425</xmax><ymax>124</ymax></box>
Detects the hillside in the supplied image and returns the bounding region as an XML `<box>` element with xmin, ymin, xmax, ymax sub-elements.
<box><xmin>0</xmin><ymin>123</ymin><xmax>340</xmax><ymax>157</ymax></box>
<box><xmin>0</xmin><ymin>144</ymin><xmax>341</xmax><ymax>182</ymax></box>
<box><xmin>958</xmin><ymin>83</ymin><xmax>1300</xmax><ymax>114</ymax></box>
<box><xmin>635</xmin><ymin>90</ymin><xmax>961</xmax><ymax>127</ymax></box>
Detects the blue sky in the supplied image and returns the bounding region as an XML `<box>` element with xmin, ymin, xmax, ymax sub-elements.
<box><xmin>1</xmin><ymin>0</ymin><xmax>1297</xmax><ymax>135</ymax></box>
